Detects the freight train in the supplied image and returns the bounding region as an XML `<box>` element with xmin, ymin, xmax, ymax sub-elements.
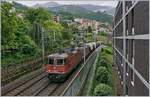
<box><xmin>45</xmin><ymin>42</ymin><xmax>101</xmax><ymax>82</ymax></box>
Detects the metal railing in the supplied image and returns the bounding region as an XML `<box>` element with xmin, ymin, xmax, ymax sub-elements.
<box><xmin>61</xmin><ymin>46</ymin><xmax>101</xmax><ymax>96</ymax></box>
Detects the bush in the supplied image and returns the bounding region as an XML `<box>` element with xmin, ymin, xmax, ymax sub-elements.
<box><xmin>100</xmin><ymin>32</ymin><xmax>107</xmax><ymax>36</ymax></box>
<box><xmin>21</xmin><ymin>44</ymin><xmax>37</xmax><ymax>55</ymax></box>
<box><xmin>15</xmin><ymin>52</ymin><xmax>23</xmax><ymax>59</ymax></box>
<box><xmin>97</xmin><ymin>52</ymin><xmax>107</xmax><ymax>62</ymax></box>
<box><xmin>97</xmin><ymin>58</ymin><xmax>111</xmax><ymax>72</ymax></box>
<box><xmin>97</xmin><ymin>55</ymin><xmax>107</xmax><ymax>62</ymax></box>
<box><xmin>93</xmin><ymin>83</ymin><xmax>112</xmax><ymax>96</ymax></box>
<box><xmin>96</xmin><ymin>66</ymin><xmax>111</xmax><ymax>85</ymax></box>
<box><xmin>89</xmin><ymin>46</ymin><xmax>114</xmax><ymax>96</ymax></box>
<box><xmin>103</xmin><ymin>48</ymin><xmax>112</xmax><ymax>55</ymax></box>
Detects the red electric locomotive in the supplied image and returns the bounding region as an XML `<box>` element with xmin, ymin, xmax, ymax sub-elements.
<box><xmin>45</xmin><ymin>42</ymin><xmax>97</xmax><ymax>82</ymax></box>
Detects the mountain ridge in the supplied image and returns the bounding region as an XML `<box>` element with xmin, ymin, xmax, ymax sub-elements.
<box><xmin>13</xmin><ymin>1</ymin><xmax>114</xmax><ymax>24</ymax></box>
<box><xmin>33</xmin><ymin>1</ymin><xmax>115</xmax><ymax>15</ymax></box>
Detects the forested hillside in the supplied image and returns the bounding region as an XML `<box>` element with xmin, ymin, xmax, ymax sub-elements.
<box><xmin>1</xmin><ymin>1</ymin><xmax>74</xmax><ymax>67</ymax></box>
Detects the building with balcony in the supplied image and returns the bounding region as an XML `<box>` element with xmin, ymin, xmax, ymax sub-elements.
<box><xmin>53</xmin><ymin>15</ymin><xmax>61</xmax><ymax>22</ymax></box>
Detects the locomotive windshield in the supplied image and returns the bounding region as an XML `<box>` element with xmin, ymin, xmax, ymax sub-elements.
<box><xmin>48</xmin><ymin>53</ymin><xmax>68</xmax><ymax>65</ymax></box>
<box><xmin>48</xmin><ymin>58</ymin><xmax>66</xmax><ymax>65</ymax></box>
<box><xmin>49</xmin><ymin>58</ymin><xmax>54</xmax><ymax>64</ymax></box>
<box><xmin>57</xmin><ymin>59</ymin><xmax>66</xmax><ymax>65</ymax></box>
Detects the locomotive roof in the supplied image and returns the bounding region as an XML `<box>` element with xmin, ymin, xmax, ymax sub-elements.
<box><xmin>48</xmin><ymin>53</ymin><xmax>68</xmax><ymax>58</ymax></box>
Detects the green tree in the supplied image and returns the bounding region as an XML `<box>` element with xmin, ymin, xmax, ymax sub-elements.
<box><xmin>1</xmin><ymin>2</ymin><xmax>34</xmax><ymax>50</ymax></box>
<box><xmin>1</xmin><ymin>2</ymin><xmax>17</xmax><ymax>49</ymax></box>
<box><xmin>87</xmin><ymin>26</ymin><xmax>92</xmax><ymax>33</ymax></box>
<box><xmin>96</xmin><ymin>66</ymin><xmax>111</xmax><ymax>85</ymax></box>
<box><xmin>1</xmin><ymin>1</ymin><xmax>40</xmax><ymax>67</ymax></box>
<box><xmin>93</xmin><ymin>83</ymin><xmax>112</xmax><ymax>96</ymax></box>
<box><xmin>25</xmin><ymin>7</ymin><xmax>52</xmax><ymax>24</ymax></box>
<box><xmin>25</xmin><ymin>8</ymin><xmax>54</xmax><ymax>48</ymax></box>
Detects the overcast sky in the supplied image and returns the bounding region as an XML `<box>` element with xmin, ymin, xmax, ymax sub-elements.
<box><xmin>14</xmin><ymin>0</ymin><xmax>118</xmax><ymax>7</ymax></box>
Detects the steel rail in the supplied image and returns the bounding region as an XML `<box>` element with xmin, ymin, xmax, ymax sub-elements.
<box><xmin>1</xmin><ymin>68</ymin><xmax>44</xmax><ymax>95</ymax></box>
<box><xmin>33</xmin><ymin>82</ymin><xmax>51</xmax><ymax>96</ymax></box>
<box><xmin>4</xmin><ymin>73</ymin><xmax>47</xmax><ymax>96</ymax></box>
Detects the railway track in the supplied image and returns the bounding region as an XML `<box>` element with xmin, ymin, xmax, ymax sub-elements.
<box><xmin>4</xmin><ymin>72</ymin><xmax>47</xmax><ymax>96</ymax></box>
<box><xmin>1</xmin><ymin>68</ymin><xmax>44</xmax><ymax>95</ymax></box>
<box><xmin>2</xmin><ymin>60</ymin><xmax>84</xmax><ymax>96</ymax></box>
<box><xmin>2</xmin><ymin>62</ymin><xmax>82</xmax><ymax>96</ymax></box>
<box><xmin>2</xmin><ymin>71</ymin><xmax>59</xmax><ymax>96</ymax></box>
<box><xmin>2</xmin><ymin>47</ymin><xmax>99</xmax><ymax>96</ymax></box>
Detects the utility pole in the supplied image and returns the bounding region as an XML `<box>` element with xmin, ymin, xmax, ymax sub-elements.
<box><xmin>93</xmin><ymin>29</ymin><xmax>97</xmax><ymax>43</ymax></box>
<box><xmin>76</xmin><ymin>29</ymin><xmax>80</xmax><ymax>47</ymax></box>
<box><xmin>93</xmin><ymin>31</ymin><xmax>96</xmax><ymax>43</ymax></box>
<box><xmin>54</xmin><ymin>30</ymin><xmax>56</xmax><ymax>42</ymax></box>
<box><xmin>41</xmin><ymin>27</ymin><xmax>45</xmax><ymax>64</ymax></box>
<box><xmin>83</xmin><ymin>28</ymin><xmax>87</xmax><ymax>64</ymax></box>
<box><xmin>78</xmin><ymin>27</ymin><xmax>86</xmax><ymax>64</ymax></box>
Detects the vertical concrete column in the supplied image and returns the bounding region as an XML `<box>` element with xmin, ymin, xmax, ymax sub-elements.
<box><xmin>122</xmin><ymin>1</ymin><xmax>126</xmax><ymax>95</ymax></box>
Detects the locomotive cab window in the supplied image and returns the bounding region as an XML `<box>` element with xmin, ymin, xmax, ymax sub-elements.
<box><xmin>48</xmin><ymin>58</ymin><xmax>54</xmax><ymax>64</ymax></box>
<box><xmin>57</xmin><ymin>58</ymin><xmax>66</xmax><ymax>65</ymax></box>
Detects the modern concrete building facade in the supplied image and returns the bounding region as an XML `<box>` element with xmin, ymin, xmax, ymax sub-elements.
<box><xmin>113</xmin><ymin>1</ymin><xmax>150</xmax><ymax>96</ymax></box>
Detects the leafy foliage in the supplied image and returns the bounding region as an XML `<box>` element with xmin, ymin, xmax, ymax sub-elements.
<box><xmin>97</xmin><ymin>58</ymin><xmax>111</xmax><ymax>71</ymax></box>
<box><xmin>103</xmin><ymin>47</ymin><xmax>113</xmax><ymax>55</ymax></box>
<box><xmin>25</xmin><ymin>7</ymin><xmax>52</xmax><ymax>24</ymax></box>
<box><xmin>87</xmin><ymin>26</ymin><xmax>92</xmax><ymax>33</ymax></box>
<box><xmin>1</xmin><ymin>1</ymin><xmax>34</xmax><ymax>50</ymax></box>
<box><xmin>93</xmin><ymin>83</ymin><xmax>112</xmax><ymax>96</ymax></box>
<box><xmin>53</xmin><ymin>11</ymin><xmax>74</xmax><ymax>21</ymax></box>
<box><xmin>100</xmin><ymin>31</ymin><xmax>108</xmax><ymax>36</ymax></box>
<box><xmin>89</xmin><ymin>46</ymin><xmax>114</xmax><ymax>95</ymax></box>
<box><xmin>1</xmin><ymin>1</ymin><xmax>75</xmax><ymax>67</ymax></box>
<box><xmin>96</xmin><ymin>66</ymin><xmax>112</xmax><ymax>85</ymax></box>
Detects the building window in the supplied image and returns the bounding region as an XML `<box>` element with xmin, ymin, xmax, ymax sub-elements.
<box><xmin>131</xmin><ymin>69</ymin><xmax>134</xmax><ymax>86</ymax></box>
<box><xmin>121</xmin><ymin>63</ymin><xmax>123</xmax><ymax>67</ymax></box>
<box><xmin>132</xmin><ymin>27</ymin><xmax>134</xmax><ymax>35</ymax></box>
<box><xmin>126</xmin><ymin>84</ymin><xmax>128</xmax><ymax>95</ymax></box>
<box><xmin>127</xmin><ymin>29</ymin><xmax>129</xmax><ymax>35</ymax></box>
<box><xmin>131</xmin><ymin>39</ymin><xmax>135</xmax><ymax>59</ymax></box>
<box><xmin>126</xmin><ymin>54</ymin><xmax>129</xmax><ymax>76</ymax></box>
<box><xmin>131</xmin><ymin>9</ymin><xmax>134</xmax><ymax>35</ymax></box>
<box><xmin>131</xmin><ymin>39</ymin><xmax>135</xmax><ymax>86</ymax></box>
<box><xmin>126</xmin><ymin>63</ymin><xmax>129</xmax><ymax>76</ymax></box>
<box><xmin>126</xmin><ymin>6</ymin><xmax>128</xmax><ymax>12</ymax></box>
<box><xmin>132</xmin><ymin>40</ymin><xmax>135</xmax><ymax>60</ymax></box>
<box><xmin>126</xmin><ymin>14</ymin><xmax>128</xmax><ymax>36</ymax></box>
